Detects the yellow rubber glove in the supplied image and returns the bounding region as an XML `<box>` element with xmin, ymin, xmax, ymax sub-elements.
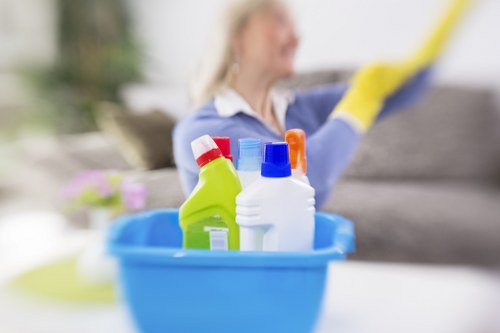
<box><xmin>332</xmin><ymin>63</ymin><xmax>410</xmax><ymax>131</ymax></box>
<box><xmin>332</xmin><ymin>0</ymin><xmax>472</xmax><ymax>132</ymax></box>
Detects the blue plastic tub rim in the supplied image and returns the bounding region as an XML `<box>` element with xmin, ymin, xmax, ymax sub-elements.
<box><xmin>108</xmin><ymin>209</ymin><xmax>355</xmax><ymax>268</ymax></box>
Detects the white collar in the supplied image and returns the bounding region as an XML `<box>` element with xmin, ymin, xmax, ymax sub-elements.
<box><xmin>214</xmin><ymin>88</ymin><xmax>294</xmax><ymax>131</ymax></box>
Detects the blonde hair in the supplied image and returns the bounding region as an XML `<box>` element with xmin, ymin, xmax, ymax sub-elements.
<box><xmin>190</xmin><ymin>0</ymin><xmax>280</xmax><ymax>107</ymax></box>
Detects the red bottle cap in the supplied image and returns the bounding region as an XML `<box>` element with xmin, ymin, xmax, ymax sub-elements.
<box><xmin>212</xmin><ymin>137</ymin><xmax>233</xmax><ymax>162</ymax></box>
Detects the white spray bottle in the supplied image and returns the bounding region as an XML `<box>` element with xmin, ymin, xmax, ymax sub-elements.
<box><xmin>236</xmin><ymin>142</ymin><xmax>315</xmax><ymax>252</ymax></box>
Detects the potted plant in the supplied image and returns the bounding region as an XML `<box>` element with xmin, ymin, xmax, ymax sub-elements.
<box><xmin>64</xmin><ymin>169</ymin><xmax>146</xmax><ymax>226</ymax></box>
<box><xmin>63</xmin><ymin>169</ymin><xmax>146</xmax><ymax>285</ymax></box>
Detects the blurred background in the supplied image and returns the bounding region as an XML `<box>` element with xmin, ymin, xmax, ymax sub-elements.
<box><xmin>0</xmin><ymin>1</ymin><xmax>499</xmax><ymax>333</ymax></box>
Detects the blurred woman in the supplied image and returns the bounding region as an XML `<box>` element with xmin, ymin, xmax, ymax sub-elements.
<box><xmin>173</xmin><ymin>0</ymin><xmax>430</xmax><ymax>208</ymax></box>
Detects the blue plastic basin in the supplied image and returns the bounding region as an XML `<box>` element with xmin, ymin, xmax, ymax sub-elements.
<box><xmin>108</xmin><ymin>209</ymin><xmax>355</xmax><ymax>333</ymax></box>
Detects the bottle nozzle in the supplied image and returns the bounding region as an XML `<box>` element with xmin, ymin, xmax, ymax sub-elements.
<box><xmin>237</xmin><ymin>138</ymin><xmax>262</xmax><ymax>172</ymax></box>
<box><xmin>285</xmin><ymin>129</ymin><xmax>307</xmax><ymax>174</ymax></box>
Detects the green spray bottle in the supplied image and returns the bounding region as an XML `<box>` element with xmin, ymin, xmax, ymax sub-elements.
<box><xmin>179</xmin><ymin>135</ymin><xmax>242</xmax><ymax>250</ymax></box>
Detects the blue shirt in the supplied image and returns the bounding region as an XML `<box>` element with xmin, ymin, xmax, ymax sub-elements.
<box><xmin>173</xmin><ymin>70</ymin><xmax>430</xmax><ymax>208</ymax></box>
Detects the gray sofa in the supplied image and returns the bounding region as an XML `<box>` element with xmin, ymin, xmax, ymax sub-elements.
<box><xmin>21</xmin><ymin>71</ymin><xmax>500</xmax><ymax>266</ymax></box>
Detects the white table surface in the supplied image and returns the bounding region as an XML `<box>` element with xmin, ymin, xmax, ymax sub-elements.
<box><xmin>1</xmin><ymin>211</ymin><xmax>499</xmax><ymax>333</ymax></box>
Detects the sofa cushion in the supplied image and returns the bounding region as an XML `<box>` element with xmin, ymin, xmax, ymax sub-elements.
<box><xmin>125</xmin><ymin>168</ymin><xmax>185</xmax><ymax>210</ymax></box>
<box><xmin>57</xmin><ymin>132</ymin><xmax>132</xmax><ymax>171</ymax></box>
<box><xmin>278</xmin><ymin>70</ymin><xmax>352</xmax><ymax>91</ymax></box>
<box><xmin>325</xmin><ymin>179</ymin><xmax>500</xmax><ymax>265</ymax></box>
<box><xmin>97</xmin><ymin>102</ymin><xmax>176</xmax><ymax>170</ymax></box>
<box><xmin>20</xmin><ymin>133</ymin><xmax>131</xmax><ymax>183</ymax></box>
<box><xmin>344</xmin><ymin>86</ymin><xmax>500</xmax><ymax>181</ymax></box>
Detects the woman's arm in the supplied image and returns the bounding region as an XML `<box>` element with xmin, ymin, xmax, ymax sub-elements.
<box><xmin>378</xmin><ymin>68</ymin><xmax>432</xmax><ymax>120</ymax></box>
<box><xmin>296</xmin><ymin>68</ymin><xmax>431</xmax><ymax>128</ymax></box>
<box><xmin>305</xmin><ymin>118</ymin><xmax>361</xmax><ymax>208</ymax></box>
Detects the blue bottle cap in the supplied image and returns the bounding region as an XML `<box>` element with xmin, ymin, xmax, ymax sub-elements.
<box><xmin>237</xmin><ymin>138</ymin><xmax>262</xmax><ymax>172</ymax></box>
<box><xmin>261</xmin><ymin>142</ymin><xmax>291</xmax><ymax>178</ymax></box>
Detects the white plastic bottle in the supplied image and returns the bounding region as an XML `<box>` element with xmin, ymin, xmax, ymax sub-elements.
<box><xmin>236</xmin><ymin>138</ymin><xmax>262</xmax><ymax>189</ymax></box>
<box><xmin>236</xmin><ymin>142</ymin><xmax>315</xmax><ymax>252</ymax></box>
<box><xmin>285</xmin><ymin>129</ymin><xmax>310</xmax><ymax>185</ymax></box>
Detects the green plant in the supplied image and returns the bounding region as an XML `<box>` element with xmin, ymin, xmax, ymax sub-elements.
<box><xmin>64</xmin><ymin>170</ymin><xmax>146</xmax><ymax>214</ymax></box>
<box><xmin>26</xmin><ymin>0</ymin><xmax>142</xmax><ymax>133</ymax></box>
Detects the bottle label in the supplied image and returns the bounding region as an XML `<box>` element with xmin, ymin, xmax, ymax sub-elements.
<box><xmin>204</xmin><ymin>227</ymin><xmax>229</xmax><ymax>251</ymax></box>
<box><xmin>184</xmin><ymin>215</ymin><xmax>230</xmax><ymax>250</ymax></box>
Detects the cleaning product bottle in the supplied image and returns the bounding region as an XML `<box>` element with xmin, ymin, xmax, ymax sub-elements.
<box><xmin>236</xmin><ymin>138</ymin><xmax>262</xmax><ymax>189</ymax></box>
<box><xmin>179</xmin><ymin>135</ymin><xmax>242</xmax><ymax>250</ymax></box>
<box><xmin>212</xmin><ymin>136</ymin><xmax>233</xmax><ymax>162</ymax></box>
<box><xmin>285</xmin><ymin>129</ymin><xmax>310</xmax><ymax>184</ymax></box>
<box><xmin>236</xmin><ymin>142</ymin><xmax>315</xmax><ymax>252</ymax></box>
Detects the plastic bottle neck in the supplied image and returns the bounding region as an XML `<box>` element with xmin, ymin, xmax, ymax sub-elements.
<box><xmin>196</xmin><ymin>149</ymin><xmax>223</xmax><ymax>168</ymax></box>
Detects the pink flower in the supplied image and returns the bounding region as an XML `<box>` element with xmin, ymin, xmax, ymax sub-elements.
<box><xmin>121</xmin><ymin>182</ymin><xmax>146</xmax><ymax>211</ymax></box>
<box><xmin>63</xmin><ymin>170</ymin><xmax>98</xmax><ymax>200</ymax></box>
<box><xmin>64</xmin><ymin>170</ymin><xmax>146</xmax><ymax>211</ymax></box>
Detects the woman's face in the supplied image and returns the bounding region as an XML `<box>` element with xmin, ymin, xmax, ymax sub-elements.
<box><xmin>235</xmin><ymin>3</ymin><xmax>299</xmax><ymax>81</ymax></box>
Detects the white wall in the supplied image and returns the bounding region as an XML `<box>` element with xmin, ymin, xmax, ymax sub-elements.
<box><xmin>0</xmin><ymin>0</ymin><xmax>57</xmax><ymax>107</ymax></box>
<box><xmin>127</xmin><ymin>0</ymin><xmax>228</xmax><ymax>87</ymax></box>
<box><xmin>129</xmin><ymin>0</ymin><xmax>500</xmax><ymax>89</ymax></box>
<box><xmin>0</xmin><ymin>0</ymin><xmax>57</xmax><ymax>69</ymax></box>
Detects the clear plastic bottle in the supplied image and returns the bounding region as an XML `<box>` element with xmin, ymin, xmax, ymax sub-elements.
<box><xmin>236</xmin><ymin>142</ymin><xmax>315</xmax><ymax>252</ymax></box>
<box><xmin>236</xmin><ymin>138</ymin><xmax>262</xmax><ymax>189</ymax></box>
